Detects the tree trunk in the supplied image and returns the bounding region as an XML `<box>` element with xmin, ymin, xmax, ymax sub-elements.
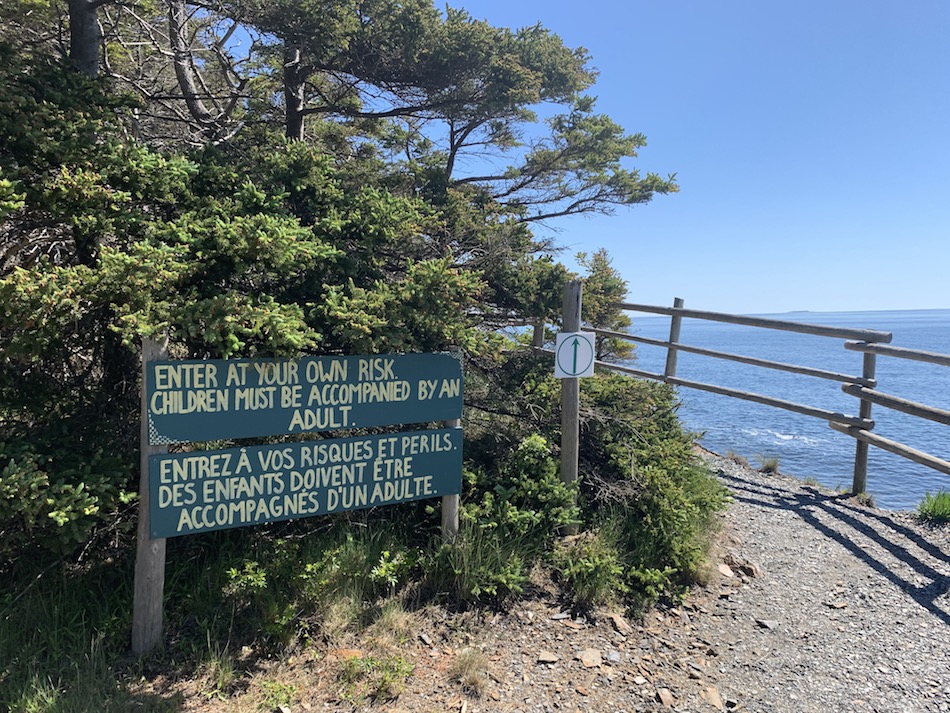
<box><xmin>68</xmin><ymin>0</ymin><xmax>100</xmax><ymax>76</ymax></box>
<box><xmin>168</xmin><ymin>0</ymin><xmax>216</xmax><ymax>133</ymax></box>
<box><xmin>284</xmin><ymin>43</ymin><xmax>305</xmax><ymax>141</ymax></box>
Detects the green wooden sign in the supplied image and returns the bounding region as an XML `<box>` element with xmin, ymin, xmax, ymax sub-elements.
<box><xmin>148</xmin><ymin>428</ymin><xmax>462</xmax><ymax>538</ymax></box>
<box><xmin>145</xmin><ymin>353</ymin><xmax>462</xmax><ymax>444</ymax></box>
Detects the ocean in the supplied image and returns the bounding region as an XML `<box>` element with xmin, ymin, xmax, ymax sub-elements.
<box><xmin>627</xmin><ymin>308</ymin><xmax>950</xmax><ymax>510</ymax></box>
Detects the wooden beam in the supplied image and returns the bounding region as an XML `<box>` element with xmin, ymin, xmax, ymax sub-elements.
<box><xmin>829</xmin><ymin>422</ymin><xmax>950</xmax><ymax>477</ymax></box>
<box><xmin>664</xmin><ymin>297</ymin><xmax>684</xmax><ymax>378</ymax></box>
<box><xmin>842</xmin><ymin>384</ymin><xmax>950</xmax><ymax>427</ymax></box>
<box><xmin>614</xmin><ymin>302</ymin><xmax>893</xmax><ymax>343</ymax></box>
<box><xmin>590</xmin><ymin>359</ymin><xmax>871</xmax><ymax>428</ymax></box>
<box><xmin>844</xmin><ymin>341</ymin><xmax>950</xmax><ymax>367</ymax></box>
<box><xmin>589</xmin><ymin>327</ymin><xmax>873</xmax><ymax>386</ymax></box>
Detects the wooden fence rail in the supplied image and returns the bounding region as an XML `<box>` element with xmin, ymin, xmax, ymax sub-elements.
<box><xmin>587</xmin><ymin>298</ymin><xmax>950</xmax><ymax>495</ymax></box>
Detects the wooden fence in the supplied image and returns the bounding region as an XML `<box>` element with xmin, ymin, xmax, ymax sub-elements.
<box><xmin>570</xmin><ymin>294</ymin><xmax>949</xmax><ymax>495</ymax></box>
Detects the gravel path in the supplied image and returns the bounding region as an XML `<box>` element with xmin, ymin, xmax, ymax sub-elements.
<box><xmin>392</xmin><ymin>450</ymin><xmax>950</xmax><ymax>713</ymax></box>
<box><xmin>667</xmin><ymin>451</ymin><xmax>950</xmax><ymax>712</ymax></box>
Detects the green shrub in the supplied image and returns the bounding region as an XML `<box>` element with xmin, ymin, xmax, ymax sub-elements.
<box><xmin>218</xmin><ymin>518</ymin><xmax>420</xmax><ymax>645</ymax></box>
<box><xmin>339</xmin><ymin>654</ymin><xmax>414</xmax><ymax>704</ymax></box>
<box><xmin>461</xmin><ymin>352</ymin><xmax>728</xmax><ymax>607</ymax></box>
<box><xmin>918</xmin><ymin>491</ymin><xmax>950</xmax><ymax>523</ymax></box>
<box><xmin>424</xmin><ymin>434</ymin><xmax>581</xmax><ymax>605</ymax></box>
<box><xmin>465</xmin><ymin>434</ymin><xmax>580</xmax><ymax>539</ymax></box>
<box><xmin>571</xmin><ymin>372</ymin><xmax>728</xmax><ymax>603</ymax></box>
<box><xmin>425</xmin><ymin>525</ymin><xmax>529</xmax><ymax>604</ymax></box>
<box><xmin>552</xmin><ymin>529</ymin><xmax>628</xmax><ymax>607</ymax></box>
<box><xmin>0</xmin><ymin>439</ymin><xmax>135</xmax><ymax>560</ymax></box>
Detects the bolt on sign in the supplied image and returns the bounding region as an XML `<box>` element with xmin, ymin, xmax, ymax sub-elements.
<box><xmin>149</xmin><ymin>427</ymin><xmax>462</xmax><ymax>538</ymax></box>
<box><xmin>146</xmin><ymin>353</ymin><xmax>463</xmax><ymax>444</ymax></box>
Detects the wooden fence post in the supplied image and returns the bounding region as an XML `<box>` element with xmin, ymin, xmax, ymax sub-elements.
<box><xmin>132</xmin><ymin>337</ymin><xmax>168</xmax><ymax>656</ymax></box>
<box><xmin>561</xmin><ymin>281</ymin><xmax>582</xmax><ymax>534</ymax></box>
<box><xmin>664</xmin><ymin>297</ymin><xmax>685</xmax><ymax>378</ymax></box>
<box><xmin>851</xmin><ymin>351</ymin><xmax>877</xmax><ymax>495</ymax></box>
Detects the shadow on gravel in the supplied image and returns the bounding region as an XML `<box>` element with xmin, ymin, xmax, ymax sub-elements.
<box><xmin>718</xmin><ymin>470</ymin><xmax>950</xmax><ymax>628</ymax></box>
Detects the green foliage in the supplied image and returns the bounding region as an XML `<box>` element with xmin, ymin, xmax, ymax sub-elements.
<box><xmin>757</xmin><ymin>456</ymin><xmax>780</xmax><ymax>474</ymax></box>
<box><xmin>425</xmin><ymin>435</ymin><xmax>579</xmax><ymax>604</ymax></box>
<box><xmin>917</xmin><ymin>490</ymin><xmax>950</xmax><ymax>523</ymax></box>
<box><xmin>0</xmin><ymin>556</ymin><xmax>151</xmax><ymax>713</ymax></box>
<box><xmin>552</xmin><ymin>530</ymin><xmax>628</xmax><ymax>607</ymax></box>
<box><xmin>465</xmin><ymin>350</ymin><xmax>727</xmax><ymax>607</ymax></box>
<box><xmin>576</xmin><ymin>249</ymin><xmax>634</xmax><ymax>361</ymax></box>
<box><xmin>259</xmin><ymin>679</ymin><xmax>296</xmax><ymax>708</ymax></box>
<box><xmin>0</xmin><ymin>173</ymin><xmax>24</xmax><ymax>219</ymax></box>
<box><xmin>217</xmin><ymin>519</ymin><xmax>420</xmax><ymax>645</ymax></box>
<box><xmin>575</xmin><ymin>371</ymin><xmax>728</xmax><ymax>604</ymax></box>
<box><xmin>338</xmin><ymin>653</ymin><xmax>414</xmax><ymax>704</ymax></box>
<box><xmin>0</xmin><ymin>439</ymin><xmax>134</xmax><ymax>558</ymax></box>
<box><xmin>425</xmin><ymin>526</ymin><xmax>529</xmax><ymax>605</ymax></box>
<box><xmin>466</xmin><ymin>435</ymin><xmax>579</xmax><ymax>539</ymax></box>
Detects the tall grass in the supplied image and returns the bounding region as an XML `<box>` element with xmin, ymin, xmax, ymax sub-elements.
<box><xmin>918</xmin><ymin>490</ymin><xmax>950</xmax><ymax>523</ymax></box>
<box><xmin>0</xmin><ymin>555</ymin><xmax>180</xmax><ymax>712</ymax></box>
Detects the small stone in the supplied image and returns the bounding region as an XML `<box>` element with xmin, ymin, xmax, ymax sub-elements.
<box><xmin>718</xmin><ymin>563</ymin><xmax>735</xmax><ymax>578</ymax></box>
<box><xmin>607</xmin><ymin>649</ymin><xmax>622</xmax><ymax>664</ymax></box>
<box><xmin>538</xmin><ymin>651</ymin><xmax>560</xmax><ymax>664</ymax></box>
<box><xmin>738</xmin><ymin>561</ymin><xmax>760</xmax><ymax>578</ymax></box>
<box><xmin>276</xmin><ymin>707</ymin><xmax>291</xmax><ymax>713</ymax></box>
<box><xmin>419</xmin><ymin>632</ymin><xmax>433</xmax><ymax>646</ymax></box>
<box><xmin>656</xmin><ymin>687</ymin><xmax>675</xmax><ymax>707</ymax></box>
<box><xmin>633</xmin><ymin>675</ymin><xmax>648</xmax><ymax>685</ymax></box>
<box><xmin>550</xmin><ymin>612</ymin><xmax>571</xmax><ymax>620</ymax></box>
<box><xmin>755</xmin><ymin>619</ymin><xmax>779</xmax><ymax>630</ymax></box>
<box><xmin>577</xmin><ymin>649</ymin><xmax>602</xmax><ymax>668</ymax></box>
<box><xmin>826</xmin><ymin>600</ymin><xmax>848</xmax><ymax>609</ymax></box>
<box><xmin>701</xmin><ymin>686</ymin><xmax>726</xmax><ymax>711</ymax></box>
<box><xmin>561</xmin><ymin>620</ymin><xmax>585</xmax><ymax>630</ymax></box>
<box><xmin>609</xmin><ymin>613</ymin><xmax>633</xmax><ymax>635</ymax></box>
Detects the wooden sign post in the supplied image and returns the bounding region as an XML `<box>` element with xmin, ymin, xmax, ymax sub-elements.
<box><xmin>558</xmin><ymin>281</ymin><xmax>582</xmax><ymax>535</ymax></box>
<box><xmin>132</xmin><ymin>338</ymin><xmax>168</xmax><ymax>656</ymax></box>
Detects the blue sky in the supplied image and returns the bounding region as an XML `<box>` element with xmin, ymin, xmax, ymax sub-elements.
<box><xmin>456</xmin><ymin>0</ymin><xmax>950</xmax><ymax>314</ymax></box>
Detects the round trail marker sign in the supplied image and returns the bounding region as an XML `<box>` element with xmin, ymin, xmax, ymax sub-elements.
<box><xmin>554</xmin><ymin>332</ymin><xmax>595</xmax><ymax>378</ymax></box>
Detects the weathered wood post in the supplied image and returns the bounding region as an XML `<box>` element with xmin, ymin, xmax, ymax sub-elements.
<box><xmin>442</xmin><ymin>411</ymin><xmax>461</xmax><ymax>542</ymax></box>
<box><xmin>442</xmin><ymin>347</ymin><xmax>461</xmax><ymax>542</ymax></box>
<box><xmin>664</xmin><ymin>297</ymin><xmax>685</xmax><ymax>378</ymax></box>
<box><xmin>561</xmin><ymin>281</ymin><xmax>582</xmax><ymax>534</ymax></box>
<box><xmin>532</xmin><ymin>319</ymin><xmax>545</xmax><ymax>349</ymax></box>
<box><xmin>132</xmin><ymin>337</ymin><xmax>168</xmax><ymax>656</ymax></box>
<box><xmin>851</xmin><ymin>351</ymin><xmax>877</xmax><ymax>495</ymax></box>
